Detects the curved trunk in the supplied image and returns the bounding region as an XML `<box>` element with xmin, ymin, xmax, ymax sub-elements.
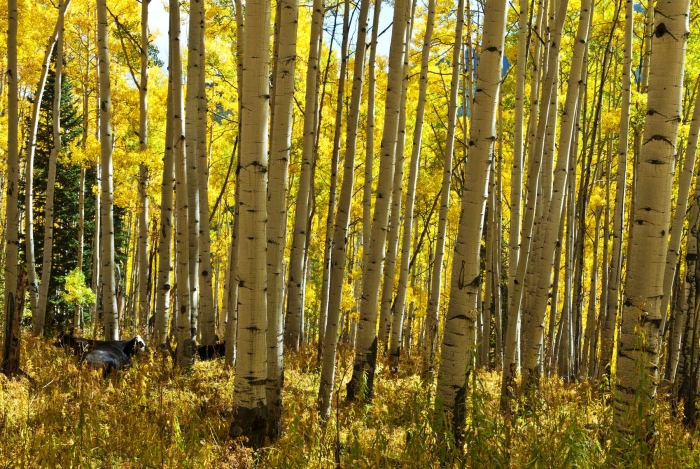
<box><xmin>34</xmin><ymin>0</ymin><xmax>67</xmax><ymax>337</ymax></box>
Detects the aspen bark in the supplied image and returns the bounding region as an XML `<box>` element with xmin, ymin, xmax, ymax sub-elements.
<box><xmin>198</xmin><ymin>1</ymin><xmax>216</xmax><ymax>347</ymax></box>
<box><xmin>74</xmin><ymin>168</ymin><xmax>86</xmax><ymax>330</ymax></box>
<box><xmin>154</xmin><ymin>44</ymin><xmax>175</xmax><ymax>345</ymax></box>
<box><xmin>389</xmin><ymin>0</ymin><xmax>436</xmax><ymax>370</ymax></box>
<box><xmin>229</xmin><ymin>0</ymin><xmax>271</xmax><ymax>448</ymax></box>
<box><xmin>318</xmin><ymin>0</ymin><xmax>370</xmax><ymax>418</ymax></box>
<box><xmin>318</xmin><ymin>0</ymin><xmax>349</xmax><ymax>364</ymax></box>
<box><xmin>421</xmin><ymin>0</ymin><xmax>464</xmax><ymax>376</ymax></box>
<box><xmin>437</xmin><ymin>0</ymin><xmax>507</xmax><ymax>434</ymax></box>
<box><xmin>285</xmin><ymin>0</ymin><xmax>324</xmax><ymax>350</ymax></box>
<box><xmin>613</xmin><ymin>0</ymin><xmax>690</xmax><ymax>434</ymax></box>
<box><xmin>581</xmin><ymin>207</ymin><xmax>601</xmax><ymax>379</ymax></box>
<box><xmin>266</xmin><ymin>0</ymin><xmax>300</xmax><ymax>440</ymax></box>
<box><xmin>346</xmin><ymin>0</ymin><xmax>411</xmax><ymax>401</ymax></box>
<box><xmin>2</xmin><ymin>0</ymin><xmax>21</xmax><ymax>373</ymax></box>
<box><xmin>34</xmin><ymin>0</ymin><xmax>67</xmax><ymax>336</ymax></box>
<box><xmin>137</xmin><ymin>0</ymin><xmax>150</xmax><ymax>331</ymax></box>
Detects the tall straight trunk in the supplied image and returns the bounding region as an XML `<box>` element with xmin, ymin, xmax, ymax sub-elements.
<box><xmin>613</xmin><ymin>0</ymin><xmax>690</xmax><ymax>435</ymax></box>
<box><xmin>509</xmin><ymin>0</ymin><xmax>528</xmax><ymax>328</ymax></box>
<box><xmin>24</xmin><ymin>1</ymin><xmax>72</xmax><ymax>316</ymax></box>
<box><xmin>92</xmin><ymin>162</ymin><xmax>101</xmax><ymax>332</ymax></box>
<box><xmin>266</xmin><ymin>0</ymin><xmax>300</xmax><ymax>440</ymax></box>
<box><xmin>2</xmin><ymin>0</ymin><xmax>21</xmax><ymax>374</ymax></box>
<box><xmin>378</xmin><ymin>5</ymin><xmax>415</xmax><ymax>346</ymax></box>
<box><xmin>481</xmin><ymin>168</ymin><xmax>496</xmax><ymax>368</ymax></box>
<box><xmin>34</xmin><ymin>0</ymin><xmax>68</xmax><ymax>336</ymax></box>
<box><xmin>546</xmin><ymin>199</ymin><xmax>565</xmax><ymax>372</ymax></box>
<box><xmin>224</xmin><ymin>186</ymin><xmax>240</xmax><ymax>367</ymax></box>
<box><xmin>318</xmin><ymin>0</ymin><xmax>349</xmax><ymax>364</ymax></box>
<box><xmin>581</xmin><ymin>207</ymin><xmax>601</xmax><ymax>378</ymax></box>
<box><xmin>665</xmin><ymin>259</ymin><xmax>685</xmax><ymax>383</ymax></box>
<box><xmin>346</xmin><ymin>0</ymin><xmax>411</xmax><ymax>401</ymax></box>
<box><xmin>285</xmin><ymin>0</ymin><xmax>324</xmax><ymax>350</ymax></box>
<box><xmin>389</xmin><ymin>0</ymin><xmax>436</xmax><ymax>370</ymax></box>
<box><xmin>659</xmin><ymin>81</ymin><xmax>700</xmax><ymax>338</ymax></box>
<box><xmin>363</xmin><ymin>0</ymin><xmax>382</xmax><ymax>272</ymax></box>
<box><xmin>185</xmin><ymin>0</ymin><xmax>202</xmax><ymax>341</ymax></box>
<box><xmin>198</xmin><ymin>1</ymin><xmax>216</xmax><ymax>346</ymax></box>
<box><xmin>505</xmin><ymin>0</ymin><xmax>580</xmax><ymax>390</ymax></box>
<box><xmin>171</xmin><ymin>0</ymin><xmax>193</xmax><ymax>366</ymax></box>
<box><xmin>229</xmin><ymin>0</ymin><xmax>271</xmax><ymax>449</ymax></box>
<box><xmin>421</xmin><ymin>0</ymin><xmax>464</xmax><ymax>376</ymax></box>
<box><xmin>154</xmin><ymin>47</ymin><xmax>175</xmax><ymax>344</ymax></box>
<box><xmin>317</xmin><ymin>0</ymin><xmax>370</xmax><ymax>419</ymax></box>
<box><xmin>437</xmin><ymin>0</ymin><xmax>507</xmax><ymax>435</ymax></box>
<box><xmin>558</xmin><ymin>148</ymin><xmax>577</xmax><ymax>378</ymax></box>
<box><xmin>137</xmin><ymin>0</ymin><xmax>150</xmax><ymax>331</ymax></box>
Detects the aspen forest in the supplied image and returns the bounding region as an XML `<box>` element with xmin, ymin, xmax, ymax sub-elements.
<box><xmin>4</xmin><ymin>0</ymin><xmax>700</xmax><ymax>465</ymax></box>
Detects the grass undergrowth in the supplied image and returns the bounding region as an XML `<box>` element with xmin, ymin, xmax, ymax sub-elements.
<box><xmin>1</xmin><ymin>335</ymin><xmax>699</xmax><ymax>467</ymax></box>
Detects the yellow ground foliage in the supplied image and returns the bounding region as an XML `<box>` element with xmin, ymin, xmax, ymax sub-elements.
<box><xmin>2</xmin><ymin>336</ymin><xmax>700</xmax><ymax>467</ymax></box>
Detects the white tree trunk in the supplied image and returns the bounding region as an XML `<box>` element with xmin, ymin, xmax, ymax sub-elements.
<box><xmin>137</xmin><ymin>0</ymin><xmax>150</xmax><ymax>331</ymax></box>
<box><xmin>421</xmin><ymin>0</ymin><xmax>464</xmax><ymax>376</ymax></box>
<box><xmin>389</xmin><ymin>0</ymin><xmax>436</xmax><ymax>370</ymax></box>
<box><xmin>614</xmin><ymin>0</ymin><xmax>690</xmax><ymax>434</ymax></box>
<box><xmin>34</xmin><ymin>0</ymin><xmax>68</xmax><ymax>336</ymax></box>
<box><xmin>229</xmin><ymin>0</ymin><xmax>271</xmax><ymax>449</ymax></box>
<box><xmin>346</xmin><ymin>0</ymin><xmax>410</xmax><ymax>401</ymax></box>
<box><xmin>317</xmin><ymin>0</ymin><xmax>371</xmax><ymax>419</ymax></box>
<box><xmin>436</xmin><ymin>0</ymin><xmax>507</xmax><ymax>433</ymax></box>
<box><xmin>266</xmin><ymin>0</ymin><xmax>300</xmax><ymax>440</ymax></box>
<box><xmin>285</xmin><ymin>0</ymin><xmax>324</xmax><ymax>350</ymax></box>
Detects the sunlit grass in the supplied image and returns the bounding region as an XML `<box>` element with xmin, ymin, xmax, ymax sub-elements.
<box><xmin>1</xmin><ymin>335</ymin><xmax>699</xmax><ymax>467</ymax></box>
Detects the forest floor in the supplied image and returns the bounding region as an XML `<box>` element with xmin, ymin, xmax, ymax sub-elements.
<box><xmin>1</xmin><ymin>334</ymin><xmax>699</xmax><ymax>468</ymax></box>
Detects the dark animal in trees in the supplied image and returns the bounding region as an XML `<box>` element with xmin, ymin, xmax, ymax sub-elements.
<box><xmin>82</xmin><ymin>336</ymin><xmax>149</xmax><ymax>376</ymax></box>
<box><xmin>196</xmin><ymin>342</ymin><xmax>226</xmax><ymax>360</ymax></box>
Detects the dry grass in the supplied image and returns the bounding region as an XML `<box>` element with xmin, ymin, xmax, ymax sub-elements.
<box><xmin>1</xmin><ymin>335</ymin><xmax>699</xmax><ymax>468</ymax></box>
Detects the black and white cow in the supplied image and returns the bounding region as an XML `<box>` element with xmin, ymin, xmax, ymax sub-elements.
<box><xmin>80</xmin><ymin>336</ymin><xmax>149</xmax><ymax>375</ymax></box>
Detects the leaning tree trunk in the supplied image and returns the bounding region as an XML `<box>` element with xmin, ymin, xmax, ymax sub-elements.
<box><xmin>229</xmin><ymin>0</ymin><xmax>271</xmax><ymax>449</ymax></box>
<box><xmin>421</xmin><ymin>0</ymin><xmax>464</xmax><ymax>377</ymax></box>
<box><xmin>389</xmin><ymin>0</ymin><xmax>436</xmax><ymax>371</ymax></box>
<box><xmin>437</xmin><ymin>0</ymin><xmax>507</xmax><ymax>436</ymax></box>
<box><xmin>284</xmin><ymin>0</ymin><xmax>324</xmax><ymax>351</ymax></box>
<box><xmin>34</xmin><ymin>0</ymin><xmax>68</xmax><ymax>337</ymax></box>
<box><xmin>137</xmin><ymin>0</ymin><xmax>150</xmax><ymax>331</ymax></box>
<box><xmin>2</xmin><ymin>0</ymin><xmax>21</xmax><ymax>374</ymax></box>
<box><xmin>346</xmin><ymin>0</ymin><xmax>410</xmax><ymax>402</ymax></box>
<box><xmin>266</xmin><ymin>0</ymin><xmax>300</xmax><ymax>440</ymax></box>
<box><xmin>317</xmin><ymin>0</ymin><xmax>370</xmax><ymax>419</ymax></box>
<box><xmin>613</xmin><ymin>0</ymin><xmax>690</xmax><ymax>436</ymax></box>
<box><xmin>25</xmin><ymin>1</ymin><xmax>72</xmax><ymax>317</ymax></box>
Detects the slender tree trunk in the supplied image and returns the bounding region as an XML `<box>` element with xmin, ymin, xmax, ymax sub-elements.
<box><xmin>171</xmin><ymin>0</ymin><xmax>194</xmax><ymax>366</ymax></box>
<box><xmin>421</xmin><ymin>0</ymin><xmax>464</xmax><ymax>376</ymax></box>
<box><xmin>389</xmin><ymin>0</ymin><xmax>436</xmax><ymax>371</ymax></box>
<box><xmin>137</xmin><ymin>0</ymin><xmax>150</xmax><ymax>332</ymax></box>
<box><xmin>24</xmin><ymin>1</ymin><xmax>72</xmax><ymax>317</ymax></box>
<box><xmin>154</xmin><ymin>45</ymin><xmax>175</xmax><ymax>345</ymax></box>
<box><xmin>613</xmin><ymin>0</ymin><xmax>690</xmax><ymax>435</ymax></box>
<box><xmin>318</xmin><ymin>0</ymin><xmax>349</xmax><ymax>365</ymax></box>
<box><xmin>74</xmin><ymin>168</ymin><xmax>86</xmax><ymax>330</ymax></box>
<box><xmin>317</xmin><ymin>0</ymin><xmax>370</xmax><ymax>419</ymax></box>
<box><xmin>229</xmin><ymin>0</ymin><xmax>271</xmax><ymax>449</ymax></box>
<box><xmin>265</xmin><ymin>0</ymin><xmax>300</xmax><ymax>440</ymax></box>
<box><xmin>363</xmin><ymin>0</ymin><xmax>382</xmax><ymax>273</ymax></box>
<box><xmin>285</xmin><ymin>0</ymin><xmax>324</xmax><ymax>350</ymax></box>
<box><xmin>34</xmin><ymin>0</ymin><xmax>68</xmax><ymax>336</ymax></box>
<box><xmin>437</xmin><ymin>0</ymin><xmax>507</xmax><ymax>435</ymax></box>
<box><xmin>2</xmin><ymin>0</ymin><xmax>21</xmax><ymax>374</ymax></box>
<box><xmin>581</xmin><ymin>207</ymin><xmax>601</xmax><ymax>379</ymax></box>
<box><xmin>378</xmin><ymin>4</ymin><xmax>415</xmax><ymax>346</ymax></box>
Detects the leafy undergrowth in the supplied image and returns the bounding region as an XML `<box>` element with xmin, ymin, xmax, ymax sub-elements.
<box><xmin>1</xmin><ymin>335</ymin><xmax>699</xmax><ymax>468</ymax></box>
